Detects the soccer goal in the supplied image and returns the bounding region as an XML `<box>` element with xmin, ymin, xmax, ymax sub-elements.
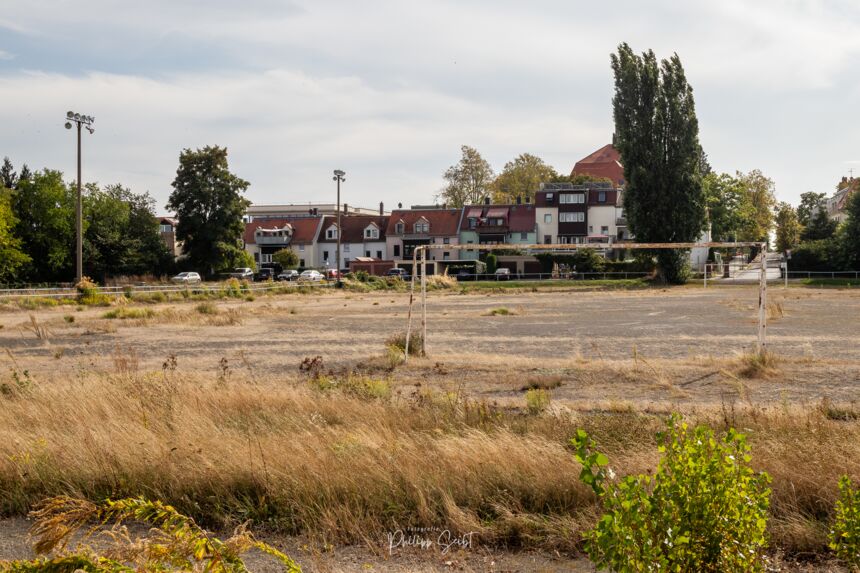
<box><xmin>403</xmin><ymin>241</ymin><xmax>769</xmax><ymax>361</ymax></box>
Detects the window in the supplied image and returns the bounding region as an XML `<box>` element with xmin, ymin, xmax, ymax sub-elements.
<box><xmin>443</xmin><ymin>252</ymin><xmax>450</xmax><ymax>260</ymax></box>
<box><xmin>343</xmin><ymin>244</ymin><xmax>350</xmax><ymax>252</ymax></box>
<box><xmin>261</xmin><ymin>253</ymin><xmax>273</xmax><ymax>263</ymax></box>
<box><xmin>393</xmin><ymin>244</ymin><xmax>400</xmax><ymax>257</ymax></box>
<box><xmin>544</xmin><ymin>235</ymin><xmax>551</xmax><ymax>244</ymax></box>
<box><xmin>365</xmin><ymin>250</ymin><xmax>370</xmax><ymax>257</ymax></box>
<box><xmin>364</xmin><ymin>227</ymin><xmax>379</xmax><ymax>239</ymax></box>
<box><xmin>299</xmin><ymin>244</ymin><xmax>304</xmax><ymax>251</ymax></box>
<box><xmin>469</xmin><ymin>218</ymin><xmax>477</xmax><ymax>229</ymax></box>
<box><xmin>414</xmin><ymin>220</ymin><xmax>429</xmax><ymax>233</ymax></box>
<box><xmin>544</xmin><ymin>213</ymin><xmax>552</xmax><ymax>223</ymax></box>
<box><xmin>159</xmin><ymin>224</ymin><xmax>173</xmax><ymax>233</ymax></box>
<box><xmin>601</xmin><ymin>225</ymin><xmax>609</xmax><ymax>235</ymax></box>
<box><xmin>299</xmin><ymin>259</ymin><xmax>305</xmax><ymax>267</ymax></box>
<box><xmin>326</xmin><ymin>227</ymin><xmax>338</xmax><ymax>239</ymax></box>
<box><xmin>560</xmin><ymin>193</ymin><xmax>585</xmax><ymax>204</ymax></box>
<box><xmin>559</xmin><ymin>212</ymin><xmax>585</xmax><ymax>223</ymax></box>
<box><xmin>323</xmin><ymin>251</ymin><xmax>329</xmax><ymax>261</ymax></box>
<box><xmin>588</xmin><ymin>225</ymin><xmax>593</xmax><ymax>233</ymax></box>
<box><xmin>598</xmin><ymin>191</ymin><xmax>607</xmax><ymax>203</ymax></box>
<box><xmin>546</xmin><ymin>193</ymin><xmax>555</xmax><ymax>202</ymax></box>
<box><xmin>376</xmin><ymin>250</ymin><xmax>382</xmax><ymax>259</ymax></box>
<box><xmin>395</xmin><ymin>222</ymin><xmax>404</xmax><ymax>234</ymax></box>
<box><xmin>443</xmin><ymin>237</ymin><xmax>450</xmax><ymax>244</ymax></box>
<box><xmin>254</xmin><ymin>252</ymin><xmax>259</xmax><ymax>262</ymax></box>
<box><xmin>520</xmin><ymin>232</ymin><xmax>528</xmax><ymax>240</ymax></box>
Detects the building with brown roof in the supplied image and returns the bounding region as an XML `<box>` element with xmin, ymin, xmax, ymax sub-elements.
<box><xmin>317</xmin><ymin>214</ymin><xmax>390</xmax><ymax>269</ymax></box>
<box><xmin>458</xmin><ymin>203</ymin><xmax>537</xmax><ymax>260</ymax></box>
<box><xmin>571</xmin><ymin>143</ymin><xmax>625</xmax><ymax>187</ymax></box>
<box><xmin>242</xmin><ymin>216</ymin><xmax>324</xmax><ymax>269</ymax></box>
<box><xmin>158</xmin><ymin>217</ymin><xmax>183</xmax><ymax>259</ymax></box>
<box><xmin>385</xmin><ymin>208</ymin><xmax>463</xmax><ymax>261</ymax></box>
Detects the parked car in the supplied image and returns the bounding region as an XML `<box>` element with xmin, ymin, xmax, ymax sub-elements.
<box><xmin>494</xmin><ymin>267</ymin><xmax>511</xmax><ymax>280</ymax></box>
<box><xmin>171</xmin><ymin>271</ymin><xmax>202</xmax><ymax>284</ymax></box>
<box><xmin>456</xmin><ymin>269</ymin><xmax>473</xmax><ymax>282</ymax></box>
<box><xmin>386</xmin><ymin>267</ymin><xmax>411</xmax><ymax>280</ymax></box>
<box><xmin>324</xmin><ymin>268</ymin><xmax>340</xmax><ymax>280</ymax></box>
<box><xmin>256</xmin><ymin>268</ymin><xmax>275</xmax><ymax>281</ymax></box>
<box><xmin>229</xmin><ymin>267</ymin><xmax>254</xmax><ymax>281</ymax></box>
<box><xmin>277</xmin><ymin>270</ymin><xmax>299</xmax><ymax>281</ymax></box>
<box><xmin>299</xmin><ymin>270</ymin><xmax>323</xmax><ymax>282</ymax></box>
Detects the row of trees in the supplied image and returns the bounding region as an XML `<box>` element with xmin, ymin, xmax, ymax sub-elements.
<box><xmin>0</xmin><ymin>158</ymin><xmax>174</xmax><ymax>284</ymax></box>
<box><xmin>775</xmin><ymin>185</ymin><xmax>860</xmax><ymax>271</ymax></box>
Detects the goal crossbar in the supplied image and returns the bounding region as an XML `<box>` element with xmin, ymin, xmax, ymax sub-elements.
<box><xmin>404</xmin><ymin>241</ymin><xmax>768</xmax><ymax>361</ymax></box>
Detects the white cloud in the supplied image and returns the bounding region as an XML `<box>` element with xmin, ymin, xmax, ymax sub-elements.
<box><xmin>0</xmin><ymin>51</ymin><xmax>14</xmax><ymax>61</ymax></box>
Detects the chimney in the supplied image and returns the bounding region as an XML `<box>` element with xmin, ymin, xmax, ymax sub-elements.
<box><xmin>343</xmin><ymin>203</ymin><xmax>348</xmax><ymax>214</ymax></box>
<box><xmin>516</xmin><ymin>196</ymin><xmax>522</xmax><ymax>205</ymax></box>
<box><xmin>398</xmin><ymin>202</ymin><xmax>403</xmax><ymax>209</ymax></box>
<box><xmin>379</xmin><ymin>201</ymin><xmax>384</xmax><ymax>215</ymax></box>
<box><xmin>484</xmin><ymin>196</ymin><xmax>491</xmax><ymax>205</ymax></box>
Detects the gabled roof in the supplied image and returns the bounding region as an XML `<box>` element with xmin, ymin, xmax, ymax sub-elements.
<box><xmin>317</xmin><ymin>215</ymin><xmax>390</xmax><ymax>243</ymax></box>
<box><xmin>243</xmin><ymin>217</ymin><xmax>322</xmax><ymax>245</ymax></box>
<box><xmin>571</xmin><ymin>144</ymin><xmax>625</xmax><ymax>186</ymax></box>
<box><xmin>460</xmin><ymin>204</ymin><xmax>535</xmax><ymax>233</ymax></box>
<box><xmin>385</xmin><ymin>209</ymin><xmax>462</xmax><ymax>237</ymax></box>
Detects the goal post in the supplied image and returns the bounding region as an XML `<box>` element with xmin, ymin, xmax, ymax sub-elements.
<box><xmin>403</xmin><ymin>241</ymin><xmax>768</xmax><ymax>361</ymax></box>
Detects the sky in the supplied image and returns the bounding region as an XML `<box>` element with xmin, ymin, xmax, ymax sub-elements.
<box><xmin>1</xmin><ymin>0</ymin><xmax>860</xmax><ymax>213</ymax></box>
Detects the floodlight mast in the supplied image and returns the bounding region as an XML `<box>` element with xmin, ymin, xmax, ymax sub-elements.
<box><xmin>332</xmin><ymin>170</ymin><xmax>346</xmax><ymax>286</ymax></box>
<box><xmin>64</xmin><ymin>110</ymin><xmax>95</xmax><ymax>283</ymax></box>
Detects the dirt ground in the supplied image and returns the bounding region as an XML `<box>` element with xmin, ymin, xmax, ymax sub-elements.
<box><xmin>2</xmin><ymin>285</ymin><xmax>859</xmax><ymax>408</ymax></box>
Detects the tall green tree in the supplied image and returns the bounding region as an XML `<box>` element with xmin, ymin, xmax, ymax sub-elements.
<box><xmin>439</xmin><ymin>145</ymin><xmax>494</xmax><ymax>207</ymax></box>
<box><xmin>703</xmin><ymin>172</ymin><xmax>745</xmax><ymax>242</ymax></box>
<box><xmin>18</xmin><ymin>164</ymin><xmax>31</xmax><ymax>185</ymax></box>
<box><xmin>775</xmin><ymin>202</ymin><xmax>801</xmax><ymax>253</ymax></box>
<box><xmin>0</xmin><ymin>188</ymin><xmax>30</xmax><ymax>283</ymax></box>
<box><xmin>797</xmin><ymin>191</ymin><xmax>827</xmax><ymax>228</ymax></box>
<box><xmin>12</xmin><ymin>169</ymin><xmax>76</xmax><ymax>282</ymax></box>
<box><xmin>611</xmin><ymin>43</ymin><xmax>706</xmax><ymax>284</ymax></box>
<box><xmin>1</xmin><ymin>157</ymin><xmax>17</xmax><ymax>190</ymax></box>
<box><xmin>490</xmin><ymin>153</ymin><xmax>558</xmax><ymax>204</ymax></box>
<box><xmin>735</xmin><ymin>169</ymin><xmax>777</xmax><ymax>244</ymax></box>
<box><xmin>166</xmin><ymin>146</ymin><xmax>250</xmax><ymax>275</ymax></box>
<box><xmin>842</xmin><ymin>190</ymin><xmax>860</xmax><ymax>270</ymax></box>
<box><xmin>801</xmin><ymin>206</ymin><xmax>837</xmax><ymax>242</ymax></box>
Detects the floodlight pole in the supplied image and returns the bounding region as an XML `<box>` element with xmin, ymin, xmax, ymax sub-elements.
<box><xmin>758</xmin><ymin>243</ymin><xmax>767</xmax><ymax>353</ymax></box>
<box><xmin>333</xmin><ymin>170</ymin><xmax>345</xmax><ymax>287</ymax></box>
<box><xmin>64</xmin><ymin>111</ymin><xmax>95</xmax><ymax>284</ymax></box>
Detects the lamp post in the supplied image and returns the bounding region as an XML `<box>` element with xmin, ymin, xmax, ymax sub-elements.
<box><xmin>333</xmin><ymin>169</ymin><xmax>345</xmax><ymax>286</ymax></box>
<box><xmin>64</xmin><ymin>111</ymin><xmax>95</xmax><ymax>283</ymax></box>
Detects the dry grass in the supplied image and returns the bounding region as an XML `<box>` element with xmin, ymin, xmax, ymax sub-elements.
<box><xmin>0</xmin><ymin>365</ymin><xmax>857</xmax><ymax>560</ymax></box>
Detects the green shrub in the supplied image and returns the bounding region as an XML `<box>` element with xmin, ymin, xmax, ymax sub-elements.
<box><xmin>830</xmin><ymin>475</ymin><xmax>860</xmax><ymax>568</ymax></box>
<box><xmin>195</xmin><ymin>302</ymin><xmax>218</xmax><ymax>315</ymax></box>
<box><xmin>75</xmin><ymin>277</ymin><xmax>110</xmax><ymax>306</ymax></box>
<box><xmin>103</xmin><ymin>307</ymin><xmax>156</xmax><ymax>320</ymax></box>
<box><xmin>525</xmin><ymin>388</ymin><xmax>550</xmax><ymax>414</ymax></box>
<box><xmin>573</xmin><ymin>416</ymin><xmax>771</xmax><ymax>573</ymax></box>
<box><xmin>485</xmin><ymin>307</ymin><xmax>513</xmax><ymax>316</ymax></box>
<box><xmin>485</xmin><ymin>253</ymin><xmax>498</xmax><ymax>274</ymax></box>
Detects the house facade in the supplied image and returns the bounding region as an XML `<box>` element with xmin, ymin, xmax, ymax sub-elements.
<box><xmin>242</xmin><ymin>216</ymin><xmax>324</xmax><ymax>269</ymax></box>
<box><xmin>316</xmin><ymin>214</ymin><xmax>390</xmax><ymax>269</ymax></box>
<box><xmin>386</xmin><ymin>208</ymin><xmax>462</xmax><ymax>262</ymax></box>
<box><xmin>158</xmin><ymin>217</ymin><xmax>183</xmax><ymax>259</ymax></box>
<box><xmin>458</xmin><ymin>202</ymin><xmax>538</xmax><ymax>260</ymax></box>
<box><xmin>535</xmin><ymin>182</ymin><xmax>627</xmax><ymax>247</ymax></box>
<box><xmin>827</xmin><ymin>177</ymin><xmax>858</xmax><ymax>224</ymax></box>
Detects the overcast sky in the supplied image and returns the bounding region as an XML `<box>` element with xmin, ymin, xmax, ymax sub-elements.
<box><xmin>1</xmin><ymin>0</ymin><xmax>859</xmax><ymax>213</ymax></box>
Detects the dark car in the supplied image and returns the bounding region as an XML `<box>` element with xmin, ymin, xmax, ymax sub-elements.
<box><xmin>256</xmin><ymin>268</ymin><xmax>275</xmax><ymax>281</ymax></box>
<box><xmin>386</xmin><ymin>267</ymin><xmax>411</xmax><ymax>280</ymax></box>
<box><xmin>277</xmin><ymin>270</ymin><xmax>299</xmax><ymax>281</ymax></box>
<box><xmin>456</xmin><ymin>269</ymin><xmax>474</xmax><ymax>282</ymax></box>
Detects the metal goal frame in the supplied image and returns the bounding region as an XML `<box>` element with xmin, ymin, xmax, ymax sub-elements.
<box><xmin>403</xmin><ymin>241</ymin><xmax>769</xmax><ymax>361</ymax></box>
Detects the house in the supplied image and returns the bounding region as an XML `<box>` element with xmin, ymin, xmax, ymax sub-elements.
<box><xmin>316</xmin><ymin>214</ymin><xmax>390</xmax><ymax>269</ymax></box>
<box><xmin>571</xmin><ymin>143</ymin><xmax>625</xmax><ymax>187</ymax></box>
<box><xmin>386</xmin><ymin>208</ymin><xmax>462</xmax><ymax>262</ymax></box>
<box><xmin>827</xmin><ymin>177</ymin><xmax>858</xmax><ymax>224</ymax></box>
<box><xmin>458</xmin><ymin>201</ymin><xmax>537</xmax><ymax>260</ymax></box>
<box><xmin>158</xmin><ymin>217</ymin><xmax>182</xmax><ymax>259</ymax></box>
<box><xmin>242</xmin><ymin>216</ymin><xmax>324</xmax><ymax>269</ymax></box>
<box><xmin>535</xmin><ymin>182</ymin><xmax>627</xmax><ymax>247</ymax></box>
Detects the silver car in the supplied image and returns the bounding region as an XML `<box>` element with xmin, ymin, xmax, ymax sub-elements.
<box><xmin>171</xmin><ymin>272</ymin><xmax>202</xmax><ymax>284</ymax></box>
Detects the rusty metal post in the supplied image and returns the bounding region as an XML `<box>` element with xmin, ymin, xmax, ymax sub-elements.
<box><xmin>421</xmin><ymin>248</ymin><xmax>427</xmax><ymax>356</ymax></box>
<box><xmin>404</xmin><ymin>247</ymin><xmax>420</xmax><ymax>362</ymax></box>
<box><xmin>757</xmin><ymin>244</ymin><xmax>767</xmax><ymax>353</ymax></box>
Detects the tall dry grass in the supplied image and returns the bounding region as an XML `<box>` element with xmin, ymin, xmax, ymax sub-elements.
<box><xmin>0</xmin><ymin>365</ymin><xmax>857</xmax><ymax>558</ymax></box>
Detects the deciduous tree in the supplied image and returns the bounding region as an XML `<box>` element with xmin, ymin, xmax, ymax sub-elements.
<box><xmin>842</xmin><ymin>190</ymin><xmax>860</xmax><ymax>270</ymax></box>
<box><xmin>490</xmin><ymin>153</ymin><xmax>557</xmax><ymax>204</ymax></box>
<box><xmin>439</xmin><ymin>145</ymin><xmax>494</xmax><ymax>208</ymax></box>
<box><xmin>273</xmin><ymin>248</ymin><xmax>299</xmax><ymax>269</ymax></box>
<box><xmin>166</xmin><ymin>146</ymin><xmax>250</xmax><ymax>276</ymax></box>
<box><xmin>735</xmin><ymin>169</ymin><xmax>777</xmax><ymax>244</ymax></box>
<box><xmin>797</xmin><ymin>191</ymin><xmax>827</xmax><ymax>228</ymax></box>
<box><xmin>775</xmin><ymin>202</ymin><xmax>801</xmax><ymax>253</ymax></box>
<box><xmin>0</xmin><ymin>188</ymin><xmax>30</xmax><ymax>282</ymax></box>
<box><xmin>611</xmin><ymin>43</ymin><xmax>706</xmax><ymax>284</ymax></box>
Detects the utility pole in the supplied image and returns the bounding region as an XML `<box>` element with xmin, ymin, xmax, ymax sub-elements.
<box><xmin>333</xmin><ymin>169</ymin><xmax>346</xmax><ymax>286</ymax></box>
<box><xmin>64</xmin><ymin>111</ymin><xmax>95</xmax><ymax>283</ymax></box>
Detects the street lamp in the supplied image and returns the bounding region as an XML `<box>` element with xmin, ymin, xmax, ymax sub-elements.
<box><xmin>65</xmin><ymin>111</ymin><xmax>95</xmax><ymax>283</ymax></box>
<box><xmin>333</xmin><ymin>169</ymin><xmax>346</xmax><ymax>286</ymax></box>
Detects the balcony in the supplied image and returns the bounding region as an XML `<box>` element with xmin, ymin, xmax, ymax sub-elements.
<box><xmin>475</xmin><ymin>225</ymin><xmax>509</xmax><ymax>234</ymax></box>
<box><xmin>255</xmin><ymin>235</ymin><xmax>292</xmax><ymax>245</ymax></box>
<box><xmin>616</xmin><ymin>217</ymin><xmax>627</xmax><ymax>226</ymax></box>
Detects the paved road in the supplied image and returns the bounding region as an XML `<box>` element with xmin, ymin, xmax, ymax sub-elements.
<box><xmin>718</xmin><ymin>253</ymin><xmax>782</xmax><ymax>282</ymax></box>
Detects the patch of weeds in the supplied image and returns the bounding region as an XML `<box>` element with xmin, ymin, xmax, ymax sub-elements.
<box><xmin>53</xmin><ymin>347</ymin><xmax>65</xmax><ymax>359</ymax></box>
<box><xmin>520</xmin><ymin>375</ymin><xmax>564</xmax><ymax>391</ymax></box>
<box><xmin>386</xmin><ymin>331</ymin><xmax>424</xmax><ymax>356</ymax></box>
<box><xmin>195</xmin><ymin>302</ymin><xmax>218</xmax><ymax>315</ymax></box>
<box><xmin>739</xmin><ymin>349</ymin><xmax>779</xmax><ymax>379</ymax></box>
<box><xmin>102</xmin><ymin>307</ymin><xmax>156</xmax><ymax>320</ymax></box>
<box><xmin>819</xmin><ymin>397</ymin><xmax>860</xmax><ymax>421</ymax></box>
<box><xmin>23</xmin><ymin>315</ymin><xmax>50</xmax><ymax>341</ymax></box>
<box><xmin>830</xmin><ymin>475</ymin><xmax>860</xmax><ymax>569</ymax></box>
<box><xmin>525</xmin><ymin>388</ymin><xmax>550</xmax><ymax>414</ymax></box>
<box><xmin>244</xmin><ymin>294</ymin><xmax>256</xmax><ymax>302</ymax></box>
<box><xmin>485</xmin><ymin>307</ymin><xmax>515</xmax><ymax>316</ymax></box>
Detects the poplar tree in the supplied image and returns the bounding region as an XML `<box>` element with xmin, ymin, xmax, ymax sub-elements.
<box><xmin>611</xmin><ymin>43</ymin><xmax>706</xmax><ymax>283</ymax></box>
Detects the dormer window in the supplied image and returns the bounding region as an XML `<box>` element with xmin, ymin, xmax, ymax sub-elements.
<box><xmin>326</xmin><ymin>225</ymin><xmax>338</xmax><ymax>240</ymax></box>
<box><xmin>469</xmin><ymin>218</ymin><xmax>477</xmax><ymax>229</ymax></box>
<box><xmin>414</xmin><ymin>218</ymin><xmax>429</xmax><ymax>234</ymax></box>
<box><xmin>364</xmin><ymin>224</ymin><xmax>379</xmax><ymax>240</ymax></box>
<box><xmin>395</xmin><ymin>221</ymin><xmax>405</xmax><ymax>234</ymax></box>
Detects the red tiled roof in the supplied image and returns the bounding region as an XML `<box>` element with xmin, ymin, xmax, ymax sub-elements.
<box><xmin>318</xmin><ymin>215</ymin><xmax>390</xmax><ymax>243</ymax></box>
<box><xmin>571</xmin><ymin>144</ymin><xmax>625</xmax><ymax>186</ymax></box>
<box><xmin>243</xmin><ymin>217</ymin><xmax>322</xmax><ymax>245</ymax></box>
<box><xmin>485</xmin><ymin>207</ymin><xmax>509</xmax><ymax>218</ymax></box>
<box><xmin>386</xmin><ymin>209</ymin><xmax>462</xmax><ymax>237</ymax></box>
<box><xmin>460</xmin><ymin>204</ymin><xmax>535</xmax><ymax>233</ymax></box>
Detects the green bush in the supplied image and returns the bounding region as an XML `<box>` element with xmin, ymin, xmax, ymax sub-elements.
<box><xmin>830</xmin><ymin>475</ymin><xmax>860</xmax><ymax>568</ymax></box>
<box><xmin>791</xmin><ymin>238</ymin><xmax>845</xmax><ymax>271</ymax></box>
<box><xmin>525</xmin><ymin>388</ymin><xmax>550</xmax><ymax>414</ymax></box>
<box><xmin>386</xmin><ymin>331</ymin><xmax>424</xmax><ymax>356</ymax></box>
<box><xmin>485</xmin><ymin>253</ymin><xmax>498</xmax><ymax>274</ymax></box>
<box><xmin>573</xmin><ymin>416</ymin><xmax>771</xmax><ymax>573</ymax></box>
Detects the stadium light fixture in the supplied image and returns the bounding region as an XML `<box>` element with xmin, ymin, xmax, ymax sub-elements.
<box><xmin>332</xmin><ymin>170</ymin><xmax>346</xmax><ymax>287</ymax></box>
<box><xmin>64</xmin><ymin>110</ymin><xmax>96</xmax><ymax>284</ymax></box>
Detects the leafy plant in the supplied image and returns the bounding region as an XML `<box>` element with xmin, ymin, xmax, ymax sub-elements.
<box><xmin>830</xmin><ymin>475</ymin><xmax>860</xmax><ymax>568</ymax></box>
<box><xmin>573</xmin><ymin>416</ymin><xmax>771</xmax><ymax>572</ymax></box>
<box><xmin>386</xmin><ymin>331</ymin><xmax>424</xmax><ymax>357</ymax></box>
<box><xmin>0</xmin><ymin>495</ymin><xmax>301</xmax><ymax>572</ymax></box>
<box><xmin>525</xmin><ymin>388</ymin><xmax>550</xmax><ymax>414</ymax></box>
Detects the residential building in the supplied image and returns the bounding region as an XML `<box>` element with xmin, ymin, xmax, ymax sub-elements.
<box><xmin>246</xmin><ymin>202</ymin><xmax>385</xmax><ymax>221</ymax></box>
<box><xmin>571</xmin><ymin>143</ymin><xmax>625</xmax><ymax>187</ymax></box>
<box><xmin>158</xmin><ymin>217</ymin><xmax>183</xmax><ymax>259</ymax></box>
<box><xmin>535</xmin><ymin>182</ymin><xmax>627</xmax><ymax>246</ymax></box>
<box><xmin>316</xmin><ymin>214</ymin><xmax>390</xmax><ymax>269</ymax></box>
<box><xmin>386</xmin><ymin>208</ymin><xmax>462</xmax><ymax>262</ymax></box>
<box><xmin>459</xmin><ymin>202</ymin><xmax>537</xmax><ymax>259</ymax></box>
<box><xmin>242</xmin><ymin>216</ymin><xmax>324</xmax><ymax>269</ymax></box>
<box><xmin>827</xmin><ymin>177</ymin><xmax>858</xmax><ymax>224</ymax></box>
